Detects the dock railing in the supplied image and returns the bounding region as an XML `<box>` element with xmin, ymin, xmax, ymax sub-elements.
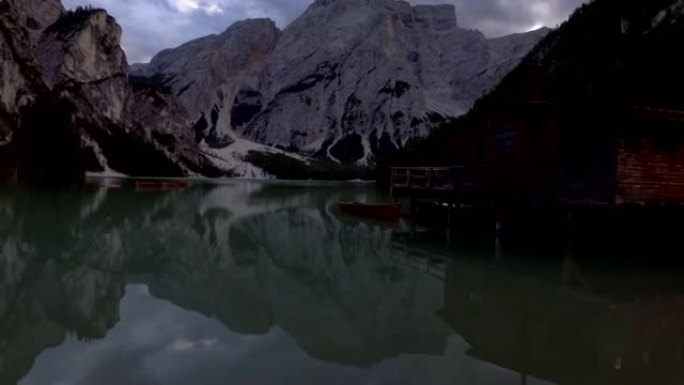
<box><xmin>391</xmin><ymin>166</ymin><xmax>463</xmax><ymax>191</ymax></box>
<box><xmin>391</xmin><ymin>166</ymin><xmax>492</xmax><ymax>203</ymax></box>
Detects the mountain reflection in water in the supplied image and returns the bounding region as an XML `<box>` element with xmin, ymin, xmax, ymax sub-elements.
<box><xmin>0</xmin><ymin>181</ymin><xmax>682</xmax><ymax>385</ymax></box>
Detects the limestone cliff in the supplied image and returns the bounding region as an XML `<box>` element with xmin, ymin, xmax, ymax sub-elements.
<box><xmin>135</xmin><ymin>0</ymin><xmax>548</xmax><ymax>164</ymax></box>
<box><xmin>237</xmin><ymin>0</ymin><xmax>547</xmax><ymax>163</ymax></box>
<box><xmin>0</xmin><ymin>3</ymin><xmax>221</xmax><ymax>181</ymax></box>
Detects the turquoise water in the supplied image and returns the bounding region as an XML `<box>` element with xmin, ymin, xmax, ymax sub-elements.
<box><xmin>1</xmin><ymin>181</ymin><xmax>682</xmax><ymax>384</ymax></box>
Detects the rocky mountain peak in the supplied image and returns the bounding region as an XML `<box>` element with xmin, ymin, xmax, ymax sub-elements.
<box><xmin>225</xmin><ymin>18</ymin><xmax>277</xmax><ymax>33</ymax></box>
<box><xmin>228</xmin><ymin>0</ymin><xmax>546</xmax><ymax>163</ymax></box>
<box><xmin>311</xmin><ymin>0</ymin><xmax>406</xmax><ymax>7</ymax></box>
<box><xmin>309</xmin><ymin>0</ymin><xmax>457</xmax><ymax>21</ymax></box>
<box><xmin>0</xmin><ymin>0</ymin><xmax>227</xmax><ymax>182</ymax></box>
<box><xmin>131</xmin><ymin>0</ymin><xmax>547</xmax><ymax>166</ymax></box>
<box><xmin>414</xmin><ymin>4</ymin><xmax>458</xmax><ymax>25</ymax></box>
<box><xmin>131</xmin><ymin>17</ymin><xmax>281</xmax><ymax>143</ymax></box>
<box><xmin>9</xmin><ymin>0</ymin><xmax>64</xmax><ymax>43</ymax></box>
<box><xmin>36</xmin><ymin>8</ymin><xmax>127</xmax><ymax>122</ymax></box>
<box><xmin>304</xmin><ymin>0</ymin><xmax>458</xmax><ymax>30</ymax></box>
<box><xmin>38</xmin><ymin>10</ymin><xmax>126</xmax><ymax>85</ymax></box>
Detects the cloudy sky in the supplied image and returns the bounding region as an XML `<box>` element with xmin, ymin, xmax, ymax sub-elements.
<box><xmin>61</xmin><ymin>0</ymin><xmax>586</xmax><ymax>63</ymax></box>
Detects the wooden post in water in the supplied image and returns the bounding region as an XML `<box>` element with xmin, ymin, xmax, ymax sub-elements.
<box><xmin>564</xmin><ymin>208</ymin><xmax>575</xmax><ymax>255</ymax></box>
<box><xmin>447</xmin><ymin>203</ymin><xmax>453</xmax><ymax>227</ymax></box>
<box><xmin>409</xmin><ymin>195</ymin><xmax>417</xmax><ymax>238</ymax></box>
<box><xmin>495</xmin><ymin>206</ymin><xmax>503</xmax><ymax>260</ymax></box>
<box><xmin>446</xmin><ymin>203</ymin><xmax>453</xmax><ymax>246</ymax></box>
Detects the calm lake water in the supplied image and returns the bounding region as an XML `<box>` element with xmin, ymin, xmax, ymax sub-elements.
<box><xmin>1</xmin><ymin>180</ymin><xmax>683</xmax><ymax>385</ymax></box>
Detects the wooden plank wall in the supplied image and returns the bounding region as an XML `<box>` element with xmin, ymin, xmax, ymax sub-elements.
<box><xmin>556</xmin><ymin>123</ymin><xmax>617</xmax><ymax>206</ymax></box>
<box><xmin>491</xmin><ymin>108</ymin><xmax>561</xmax><ymax>204</ymax></box>
<box><xmin>617</xmin><ymin>134</ymin><xmax>684</xmax><ymax>204</ymax></box>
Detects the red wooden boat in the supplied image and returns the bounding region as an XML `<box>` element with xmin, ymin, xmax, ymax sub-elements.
<box><xmin>97</xmin><ymin>183</ymin><xmax>122</xmax><ymax>189</ymax></box>
<box><xmin>338</xmin><ymin>201</ymin><xmax>402</xmax><ymax>222</ymax></box>
<box><xmin>135</xmin><ymin>180</ymin><xmax>189</xmax><ymax>191</ymax></box>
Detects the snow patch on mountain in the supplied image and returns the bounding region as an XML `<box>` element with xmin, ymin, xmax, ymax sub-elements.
<box><xmin>234</xmin><ymin>0</ymin><xmax>548</xmax><ymax>163</ymax></box>
<box><xmin>134</xmin><ymin>0</ymin><xmax>548</xmax><ymax>166</ymax></box>
<box><xmin>200</xmin><ymin>136</ymin><xmax>309</xmax><ymax>179</ymax></box>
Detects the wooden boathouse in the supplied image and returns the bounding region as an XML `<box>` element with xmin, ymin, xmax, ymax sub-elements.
<box><xmin>390</xmin><ymin>103</ymin><xmax>684</xmax><ymax>252</ymax></box>
<box><xmin>392</xmin><ymin>103</ymin><xmax>684</xmax><ymax>207</ymax></box>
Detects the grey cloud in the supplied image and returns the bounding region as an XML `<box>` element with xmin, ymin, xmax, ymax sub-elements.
<box><xmin>61</xmin><ymin>0</ymin><xmax>586</xmax><ymax>63</ymax></box>
<box><xmin>449</xmin><ymin>0</ymin><xmax>587</xmax><ymax>36</ymax></box>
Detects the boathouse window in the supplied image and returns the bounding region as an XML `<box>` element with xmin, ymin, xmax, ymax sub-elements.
<box><xmin>620</xmin><ymin>16</ymin><xmax>629</xmax><ymax>35</ymax></box>
<box><xmin>476</xmin><ymin>135</ymin><xmax>487</xmax><ymax>165</ymax></box>
<box><xmin>528</xmin><ymin>120</ymin><xmax>545</xmax><ymax>161</ymax></box>
<box><xmin>625</xmin><ymin>134</ymin><xmax>641</xmax><ymax>153</ymax></box>
<box><xmin>496</xmin><ymin>124</ymin><xmax>517</xmax><ymax>157</ymax></box>
<box><xmin>652</xmin><ymin>127</ymin><xmax>679</xmax><ymax>154</ymax></box>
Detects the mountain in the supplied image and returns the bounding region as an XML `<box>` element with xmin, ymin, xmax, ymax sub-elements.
<box><xmin>237</xmin><ymin>1</ymin><xmax>548</xmax><ymax>163</ymax></box>
<box><xmin>133</xmin><ymin>0</ymin><xmax>548</xmax><ymax>165</ymax></box>
<box><xmin>1</xmin><ymin>0</ymin><xmax>546</xmax><ymax>182</ymax></box>
<box><xmin>129</xmin><ymin>18</ymin><xmax>313</xmax><ymax>178</ymax></box>
<box><xmin>11</xmin><ymin>0</ymin><xmax>64</xmax><ymax>43</ymax></box>
<box><xmin>476</xmin><ymin>0</ymin><xmax>684</xmax><ymax>109</ymax></box>
<box><xmin>0</xmin><ymin>2</ymin><xmax>230</xmax><ymax>182</ymax></box>
<box><xmin>132</xmin><ymin>19</ymin><xmax>280</xmax><ymax>143</ymax></box>
<box><xmin>380</xmin><ymin>0</ymin><xmax>684</xmax><ymax>169</ymax></box>
<box><xmin>0</xmin><ymin>0</ymin><xmax>54</xmax><ymax>180</ymax></box>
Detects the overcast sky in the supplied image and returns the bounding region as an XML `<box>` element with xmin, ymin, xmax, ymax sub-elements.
<box><xmin>61</xmin><ymin>0</ymin><xmax>587</xmax><ymax>63</ymax></box>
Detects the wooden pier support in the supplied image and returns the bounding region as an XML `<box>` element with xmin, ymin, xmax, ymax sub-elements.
<box><xmin>392</xmin><ymin>164</ymin><xmax>684</xmax><ymax>262</ymax></box>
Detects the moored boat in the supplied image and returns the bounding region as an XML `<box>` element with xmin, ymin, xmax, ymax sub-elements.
<box><xmin>338</xmin><ymin>201</ymin><xmax>402</xmax><ymax>222</ymax></box>
<box><xmin>135</xmin><ymin>180</ymin><xmax>189</xmax><ymax>191</ymax></box>
<box><xmin>97</xmin><ymin>183</ymin><xmax>122</xmax><ymax>189</ymax></box>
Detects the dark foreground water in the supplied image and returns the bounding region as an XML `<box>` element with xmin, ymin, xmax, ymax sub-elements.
<box><xmin>1</xmin><ymin>181</ymin><xmax>683</xmax><ymax>385</ymax></box>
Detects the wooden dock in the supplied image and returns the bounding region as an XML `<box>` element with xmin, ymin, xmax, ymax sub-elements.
<box><xmin>390</xmin><ymin>166</ymin><xmax>490</xmax><ymax>204</ymax></box>
<box><xmin>390</xmin><ymin>166</ymin><xmax>684</xmax><ymax>258</ymax></box>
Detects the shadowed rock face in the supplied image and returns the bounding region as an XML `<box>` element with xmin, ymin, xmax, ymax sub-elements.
<box><xmin>34</xmin><ymin>8</ymin><xmax>208</xmax><ymax>177</ymax></box>
<box><xmin>10</xmin><ymin>0</ymin><xmax>64</xmax><ymax>43</ymax></box>
<box><xmin>0</xmin><ymin>0</ymin><xmax>52</xmax><ymax>180</ymax></box>
<box><xmin>0</xmin><ymin>1</ymin><xmax>217</xmax><ymax>181</ymax></box>
<box><xmin>16</xmin><ymin>96</ymin><xmax>91</xmax><ymax>183</ymax></box>
<box><xmin>472</xmin><ymin>0</ymin><xmax>684</xmax><ymax>109</ymax></box>
<box><xmin>1</xmin><ymin>0</ymin><xmax>283</xmax><ymax>179</ymax></box>
<box><xmin>133</xmin><ymin>19</ymin><xmax>281</xmax><ymax>144</ymax></box>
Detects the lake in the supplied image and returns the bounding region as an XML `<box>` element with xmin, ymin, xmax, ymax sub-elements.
<box><xmin>1</xmin><ymin>180</ymin><xmax>683</xmax><ymax>385</ymax></box>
